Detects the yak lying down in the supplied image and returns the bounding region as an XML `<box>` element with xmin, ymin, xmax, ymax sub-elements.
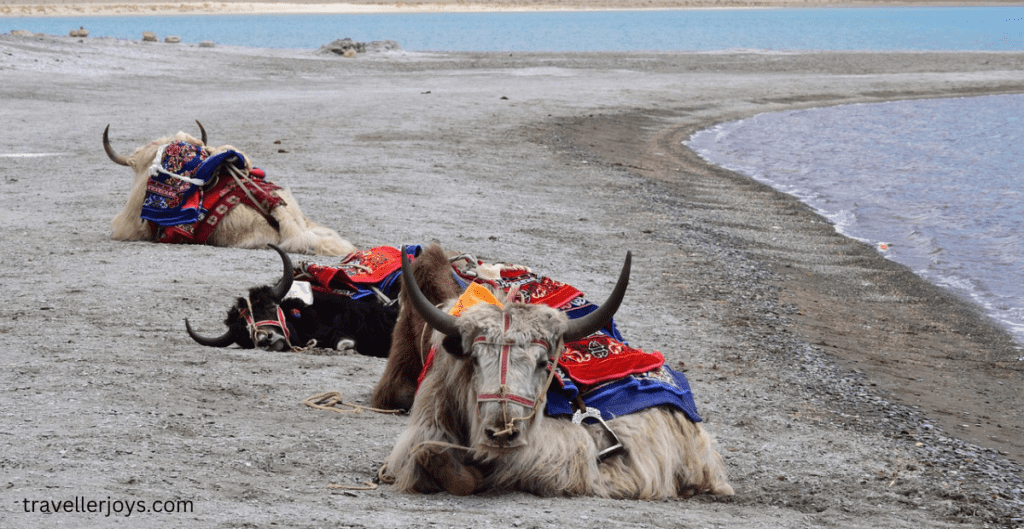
<box><xmin>104</xmin><ymin>122</ymin><xmax>356</xmax><ymax>256</ymax></box>
<box><xmin>381</xmin><ymin>247</ymin><xmax>734</xmax><ymax>499</ymax></box>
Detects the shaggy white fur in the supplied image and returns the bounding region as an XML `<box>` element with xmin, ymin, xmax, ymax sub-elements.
<box><xmin>108</xmin><ymin>130</ymin><xmax>356</xmax><ymax>256</ymax></box>
<box><xmin>383</xmin><ymin>302</ymin><xmax>733</xmax><ymax>498</ymax></box>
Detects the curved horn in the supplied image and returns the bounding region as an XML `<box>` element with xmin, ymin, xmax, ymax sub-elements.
<box><xmin>102</xmin><ymin>125</ymin><xmax>130</xmax><ymax>166</ymax></box>
<box><xmin>185</xmin><ymin>318</ymin><xmax>236</xmax><ymax>347</ymax></box>
<box><xmin>268</xmin><ymin>243</ymin><xmax>294</xmax><ymax>301</ymax></box>
<box><xmin>564</xmin><ymin>251</ymin><xmax>631</xmax><ymax>343</ymax></box>
<box><xmin>195</xmin><ymin>120</ymin><xmax>208</xmax><ymax>145</ymax></box>
<box><xmin>401</xmin><ymin>245</ymin><xmax>461</xmax><ymax>338</ymax></box>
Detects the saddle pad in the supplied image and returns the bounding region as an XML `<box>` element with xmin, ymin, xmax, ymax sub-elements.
<box><xmin>155</xmin><ymin>168</ymin><xmax>283</xmax><ymax>245</ymax></box>
<box><xmin>547</xmin><ymin>365</ymin><xmax>703</xmax><ymax>424</ymax></box>
<box><xmin>301</xmin><ymin>246</ymin><xmax>404</xmax><ymax>290</ymax></box>
<box><xmin>140</xmin><ymin>141</ymin><xmax>207</xmax><ymax>226</ymax></box>
<box><xmin>560</xmin><ymin>333</ymin><xmax>665</xmax><ymax>386</ymax></box>
<box><xmin>296</xmin><ymin>245</ymin><xmax>422</xmax><ymax>302</ymax></box>
<box><xmin>475</xmin><ymin>268</ymin><xmax>583</xmax><ymax>309</ymax></box>
<box><xmin>142</xmin><ymin>144</ymin><xmax>256</xmax><ymax>229</ymax></box>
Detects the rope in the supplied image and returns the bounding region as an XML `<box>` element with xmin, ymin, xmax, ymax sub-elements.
<box><xmin>328</xmin><ymin>481</ymin><xmax>379</xmax><ymax>491</ymax></box>
<box><xmin>378</xmin><ymin>463</ymin><xmax>395</xmax><ymax>485</ymax></box>
<box><xmin>418</xmin><ymin>321</ymin><xmax>432</xmax><ymax>367</ymax></box>
<box><xmin>303</xmin><ymin>391</ymin><xmax>403</xmax><ymax>415</ymax></box>
<box><xmin>288</xmin><ymin>339</ymin><xmax>319</xmax><ymax>353</ymax></box>
<box><xmin>305</xmin><ymin>392</ymin><xmax>402</xmax><ymax>492</ymax></box>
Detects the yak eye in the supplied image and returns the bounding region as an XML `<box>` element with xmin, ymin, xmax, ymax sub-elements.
<box><xmin>537</xmin><ymin>357</ymin><xmax>550</xmax><ymax>369</ymax></box>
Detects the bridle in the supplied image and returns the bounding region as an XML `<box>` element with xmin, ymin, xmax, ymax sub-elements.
<box><xmin>474</xmin><ymin>312</ymin><xmax>564</xmax><ymax>440</ymax></box>
<box><xmin>242</xmin><ymin>297</ymin><xmax>291</xmax><ymax>349</ymax></box>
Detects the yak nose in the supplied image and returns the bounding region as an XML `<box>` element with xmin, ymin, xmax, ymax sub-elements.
<box><xmin>257</xmin><ymin>334</ymin><xmax>288</xmax><ymax>351</ymax></box>
<box><xmin>484</xmin><ymin>425</ymin><xmax>520</xmax><ymax>445</ymax></box>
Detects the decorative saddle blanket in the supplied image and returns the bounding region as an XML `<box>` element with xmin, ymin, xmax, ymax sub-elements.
<box><xmin>295</xmin><ymin>245</ymin><xmax>421</xmax><ymax>302</ymax></box>
<box><xmin>141</xmin><ymin>142</ymin><xmax>284</xmax><ymax>245</ymax></box>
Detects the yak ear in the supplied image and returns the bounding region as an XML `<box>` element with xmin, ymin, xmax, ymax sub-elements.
<box><xmin>442</xmin><ymin>334</ymin><xmax>467</xmax><ymax>358</ymax></box>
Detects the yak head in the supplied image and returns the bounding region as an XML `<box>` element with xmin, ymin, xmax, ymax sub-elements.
<box><xmin>401</xmin><ymin>247</ymin><xmax>631</xmax><ymax>452</ymax></box>
<box><xmin>186</xmin><ymin>244</ymin><xmax>295</xmax><ymax>352</ymax></box>
<box><xmin>103</xmin><ymin>121</ymin><xmax>208</xmax><ymax>177</ymax></box>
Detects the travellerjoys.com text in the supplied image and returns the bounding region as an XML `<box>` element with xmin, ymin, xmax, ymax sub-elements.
<box><xmin>21</xmin><ymin>496</ymin><xmax>193</xmax><ymax>517</ymax></box>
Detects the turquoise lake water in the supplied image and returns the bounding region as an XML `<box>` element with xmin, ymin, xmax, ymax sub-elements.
<box><xmin>687</xmin><ymin>94</ymin><xmax>1024</xmax><ymax>345</ymax></box>
<box><xmin>2</xmin><ymin>7</ymin><xmax>1023</xmax><ymax>51</ymax></box>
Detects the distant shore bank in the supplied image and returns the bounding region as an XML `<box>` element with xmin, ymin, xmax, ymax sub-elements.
<box><xmin>1</xmin><ymin>0</ymin><xmax>1018</xmax><ymax>18</ymax></box>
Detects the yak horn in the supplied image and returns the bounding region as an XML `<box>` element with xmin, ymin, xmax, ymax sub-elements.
<box><xmin>185</xmin><ymin>318</ymin><xmax>236</xmax><ymax>347</ymax></box>
<box><xmin>401</xmin><ymin>245</ymin><xmax>461</xmax><ymax>338</ymax></box>
<box><xmin>563</xmin><ymin>251</ymin><xmax>631</xmax><ymax>343</ymax></box>
<box><xmin>195</xmin><ymin>120</ymin><xmax>208</xmax><ymax>145</ymax></box>
<box><xmin>268</xmin><ymin>243</ymin><xmax>294</xmax><ymax>301</ymax></box>
<box><xmin>102</xmin><ymin>125</ymin><xmax>130</xmax><ymax>166</ymax></box>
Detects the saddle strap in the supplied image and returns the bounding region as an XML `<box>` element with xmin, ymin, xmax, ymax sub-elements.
<box><xmin>225</xmin><ymin>162</ymin><xmax>272</xmax><ymax>218</ymax></box>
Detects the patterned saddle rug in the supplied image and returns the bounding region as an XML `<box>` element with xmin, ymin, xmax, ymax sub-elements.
<box><xmin>140</xmin><ymin>142</ymin><xmax>284</xmax><ymax>245</ymax></box>
<box><xmin>294</xmin><ymin>245</ymin><xmax>420</xmax><ymax>302</ymax></box>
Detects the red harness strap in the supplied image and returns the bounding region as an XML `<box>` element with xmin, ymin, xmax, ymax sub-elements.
<box><xmin>240</xmin><ymin>306</ymin><xmax>291</xmax><ymax>347</ymax></box>
<box><xmin>474</xmin><ymin>313</ymin><xmax>549</xmax><ymax>409</ymax></box>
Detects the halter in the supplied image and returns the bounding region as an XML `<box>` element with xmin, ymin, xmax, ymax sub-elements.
<box><xmin>474</xmin><ymin>312</ymin><xmax>564</xmax><ymax>439</ymax></box>
<box><xmin>242</xmin><ymin>298</ymin><xmax>291</xmax><ymax>349</ymax></box>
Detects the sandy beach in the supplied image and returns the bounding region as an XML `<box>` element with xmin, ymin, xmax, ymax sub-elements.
<box><xmin>2</xmin><ymin>17</ymin><xmax>1023</xmax><ymax>529</ymax></box>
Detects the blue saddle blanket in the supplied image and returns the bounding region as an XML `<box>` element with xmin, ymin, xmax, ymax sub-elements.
<box><xmin>140</xmin><ymin>143</ymin><xmax>246</xmax><ymax>226</ymax></box>
<box><xmin>546</xmin><ymin>365</ymin><xmax>702</xmax><ymax>423</ymax></box>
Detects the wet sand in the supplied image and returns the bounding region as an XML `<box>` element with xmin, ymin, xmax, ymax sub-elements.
<box><xmin>1</xmin><ymin>29</ymin><xmax>1022</xmax><ymax>528</ymax></box>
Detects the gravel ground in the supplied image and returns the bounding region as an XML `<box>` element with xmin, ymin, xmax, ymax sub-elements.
<box><xmin>1</xmin><ymin>33</ymin><xmax>1023</xmax><ymax>528</ymax></box>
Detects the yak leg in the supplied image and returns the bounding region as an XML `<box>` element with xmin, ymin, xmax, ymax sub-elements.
<box><xmin>414</xmin><ymin>444</ymin><xmax>482</xmax><ymax>496</ymax></box>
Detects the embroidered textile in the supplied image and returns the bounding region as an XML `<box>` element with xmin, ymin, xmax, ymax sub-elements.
<box><xmin>141</xmin><ymin>142</ymin><xmax>208</xmax><ymax>226</ymax></box>
<box><xmin>142</xmin><ymin>142</ymin><xmax>277</xmax><ymax>243</ymax></box>
<box><xmin>155</xmin><ymin>167</ymin><xmax>284</xmax><ymax>245</ymax></box>
<box><xmin>462</xmin><ymin>266</ymin><xmax>583</xmax><ymax>309</ymax></box>
<box><xmin>560</xmin><ymin>333</ymin><xmax>665</xmax><ymax>386</ymax></box>
<box><xmin>295</xmin><ymin>245</ymin><xmax>420</xmax><ymax>301</ymax></box>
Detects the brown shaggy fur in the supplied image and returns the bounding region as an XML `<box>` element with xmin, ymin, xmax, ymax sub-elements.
<box><xmin>370</xmin><ymin>243</ymin><xmax>462</xmax><ymax>411</ymax></box>
<box><xmin>109</xmin><ymin>131</ymin><xmax>356</xmax><ymax>256</ymax></box>
<box><xmin>382</xmin><ymin>299</ymin><xmax>735</xmax><ymax>499</ymax></box>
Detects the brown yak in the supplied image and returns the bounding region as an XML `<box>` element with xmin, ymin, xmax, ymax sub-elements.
<box><xmin>104</xmin><ymin>122</ymin><xmax>356</xmax><ymax>256</ymax></box>
<box><xmin>370</xmin><ymin>243</ymin><xmax>463</xmax><ymax>410</ymax></box>
<box><xmin>381</xmin><ymin>247</ymin><xmax>734</xmax><ymax>499</ymax></box>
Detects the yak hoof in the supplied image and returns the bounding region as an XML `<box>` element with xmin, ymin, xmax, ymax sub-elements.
<box><xmin>334</xmin><ymin>338</ymin><xmax>357</xmax><ymax>353</ymax></box>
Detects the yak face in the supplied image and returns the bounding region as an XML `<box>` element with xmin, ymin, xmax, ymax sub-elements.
<box><xmin>185</xmin><ymin>244</ymin><xmax>294</xmax><ymax>350</ymax></box>
<box><xmin>236</xmin><ymin>285</ymin><xmax>292</xmax><ymax>351</ymax></box>
<box><xmin>453</xmin><ymin>303</ymin><xmax>566</xmax><ymax>451</ymax></box>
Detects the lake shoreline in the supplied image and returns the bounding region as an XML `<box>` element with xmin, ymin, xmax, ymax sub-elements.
<box><xmin>1</xmin><ymin>0</ymin><xmax>1019</xmax><ymax>18</ymax></box>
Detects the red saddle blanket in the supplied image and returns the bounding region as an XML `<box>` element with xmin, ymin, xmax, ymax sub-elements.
<box><xmin>560</xmin><ymin>333</ymin><xmax>665</xmax><ymax>387</ymax></box>
<box><xmin>296</xmin><ymin>246</ymin><xmax>406</xmax><ymax>298</ymax></box>
<box><xmin>155</xmin><ymin>168</ymin><xmax>283</xmax><ymax>245</ymax></box>
<box><xmin>459</xmin><ymin>266</ymin><xmax>584</xmax><ymax>310</ymax></box>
